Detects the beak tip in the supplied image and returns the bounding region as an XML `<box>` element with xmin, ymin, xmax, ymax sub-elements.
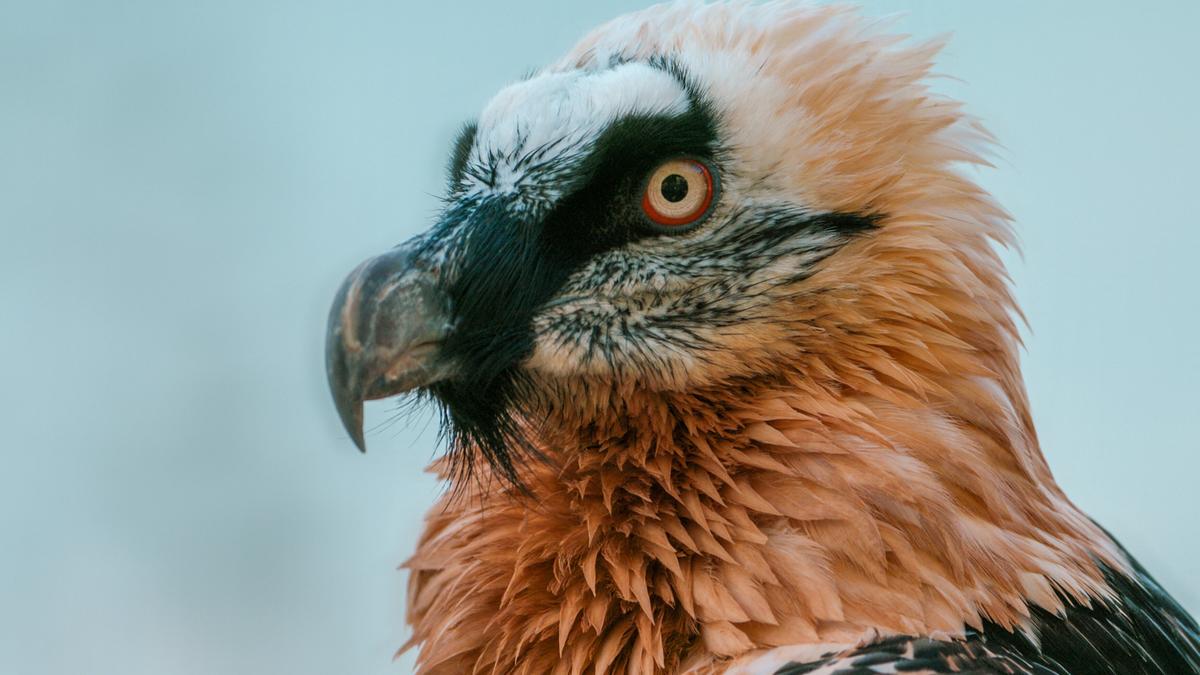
<box><xmin>332</xmin><ymin>390</ymin><xmax>368</xmax><ymax>453</ymax></box>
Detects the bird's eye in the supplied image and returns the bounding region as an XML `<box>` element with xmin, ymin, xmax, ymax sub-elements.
<box><xmin>641</xmin><ymin>158</ymin><xmax>717</xmax><ymax>230</ymax></box>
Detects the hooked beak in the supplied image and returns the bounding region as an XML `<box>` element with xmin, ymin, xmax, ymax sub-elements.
<box><xmin>325</xmin><ymin>245</ymin><xmax>455</xmax><ymax>451</ymax></box>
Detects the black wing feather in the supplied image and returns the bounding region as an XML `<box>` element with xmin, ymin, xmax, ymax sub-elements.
<box><xmin>773</xmin><ymin>634</ymin><xmax>1056</xmax><ymax>674</ymax></box>
<box><xmin>774</xmin><ymin>551</ymin><xmax>1199</xmax><ymax>674</ymax></box>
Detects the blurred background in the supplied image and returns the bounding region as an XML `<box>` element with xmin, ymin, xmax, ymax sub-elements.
<box><xmin>2</xmin><ymin>1</ymin><xmax>1197</xmax><ymax>673</ymax></box>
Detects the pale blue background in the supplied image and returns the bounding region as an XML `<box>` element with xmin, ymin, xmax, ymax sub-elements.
<box><xmin>1</xmin><ymin>2</ymin><xmax>1196</xmax><ymax>673</ymax></box>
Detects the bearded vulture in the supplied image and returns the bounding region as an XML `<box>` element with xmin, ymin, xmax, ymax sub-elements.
<box><xmin>324</xmin><ymin>2</ymin><xmax>1200</xmax><ymax>673</ymax></box>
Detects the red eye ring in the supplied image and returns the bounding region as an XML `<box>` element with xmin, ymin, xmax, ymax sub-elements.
<box><xmin>641</xmin><ymin>158</ymin><xmax>717</xmax><ymax>229</ymax></box>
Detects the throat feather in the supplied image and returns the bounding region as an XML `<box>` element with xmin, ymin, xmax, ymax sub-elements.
<box><xmin>402</xmin><ymin>382</ymin><xmax>1123</xmax><ymax>674</ymax></box>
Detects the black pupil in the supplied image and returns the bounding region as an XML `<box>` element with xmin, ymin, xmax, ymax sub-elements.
<box><xmin>660</xmin><ymin>174</ymin><xmax>689</xmax><ymax>203</ymax></box>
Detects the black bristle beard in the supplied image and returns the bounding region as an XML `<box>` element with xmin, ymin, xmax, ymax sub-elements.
<box><xmin>427</xmin><ymin>369</ymin><xmax>541</xmax><ymax>490</ymax></box>
<box><xmin>422</xmin><ymin>197</ymin><xmax>577</xmax><ymax>490</ymax></box>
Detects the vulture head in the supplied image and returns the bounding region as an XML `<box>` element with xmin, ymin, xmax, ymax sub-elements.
<box><xmin>326</xmin><ymin>7</ymin><xmax>967</xmax><ymax>481</ymax></box>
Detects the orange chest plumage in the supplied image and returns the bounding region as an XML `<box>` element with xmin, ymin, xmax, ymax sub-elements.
<box><xmin>402</xmin><ymin>380</ymin><xmax>1119</xmax><ymax>674</ymax></box>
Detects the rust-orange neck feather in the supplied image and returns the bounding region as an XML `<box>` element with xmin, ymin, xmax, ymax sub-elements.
<box><xmin>403</xmin><ymin>320</ymin><xmax>1123</xmax><ymax>673</ymax></box>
